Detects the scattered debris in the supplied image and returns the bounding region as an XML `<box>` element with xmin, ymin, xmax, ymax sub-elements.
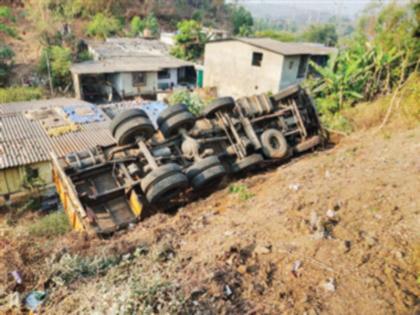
<box><xmin>10</xmin><ymin>271</ymin><xmax>22</xmax><ymax>285</ymax></box>
<box><xmin>291</xmin><ymin>260</ymin><xmax>302</xmax><ymax>277</ymax></box>
<box><xmin>321</xmin><ymin>278</ymin><xmax>336</xmax><ymax>292</ymax></box>
<box><xmin>25</xmin><ymin>291</ymin><xmax>47</xmax><ymax>311</ymax></box>
<box><xmin>288</xmin><ymin>183</ymin><xmax>302</xmax><ymax>191</ymax></box>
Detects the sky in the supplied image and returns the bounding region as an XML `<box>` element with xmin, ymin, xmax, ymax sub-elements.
<box><xmin>231</xmin><ymin>0</ymin><xmax>406</xmax><ymax>16</ymax></box>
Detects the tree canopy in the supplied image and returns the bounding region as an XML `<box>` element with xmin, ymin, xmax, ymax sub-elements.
<box><xmin>171</xmin><ymin>20</ymin><xmax>207</xmax><ymax>61</ymax></box>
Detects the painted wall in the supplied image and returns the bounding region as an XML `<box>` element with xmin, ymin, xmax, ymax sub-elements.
<box><xmin>279</xmin><ymin>55</ymin><xmax>306</xmax><ymax>89</ymax></box>
<box><xmin>204</xmin><ymin>41</ymin><xmax>284</xmax><ymax>98</ymax></box>
<box><xmin>0</xmin><ymin>161</ymin><xmax>52</xmax><ymax>195</ymax></box>
<box><xmin>111</xmin><ymin>72</ymin><xmax>158</xmax><ymax>97</ymax></box>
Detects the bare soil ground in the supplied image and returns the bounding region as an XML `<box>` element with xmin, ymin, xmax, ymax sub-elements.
<box><xmin>1</xmin><ymin>126</ymin><xmax>419</xmax><ymax>314</ymax></box>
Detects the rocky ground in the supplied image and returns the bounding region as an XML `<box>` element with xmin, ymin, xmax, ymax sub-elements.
<box><xmin>1</xmin><ymin>125</ymin><xmax>419</xmax><ymax>314</ymax></box>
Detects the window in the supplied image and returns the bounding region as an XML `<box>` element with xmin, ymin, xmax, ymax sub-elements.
<box><xmin>26</xmin><ymin>166</ymin><xmax>39</xmax><ymax>181</ymax></box>
<box><xmin>297</xmin><ymin>56</ymin><xmax>309</xmax><ymax>78</ymax></box>
<box><xmin>132</xmin><ymin>72</ymin><xmax>146</xmax><ymax>86</ymax></box>
<box><xmin>158</xmin><ymin>69</ymin><xmax>171</xmax><ymax>79</ymax></box>
<box><xmin>252</xmin><ymin>52</ymin><xmax>263</xmax><ymax>67</ymax></box>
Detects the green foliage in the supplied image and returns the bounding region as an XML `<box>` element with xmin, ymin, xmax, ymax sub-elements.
<box><xmin>86</xmin><ymin>13</ymin><xmax>121</xmax><ymax>40</ymax></box>
<box><xmin>0</xmin><ymin>86</ymin><xmax>43</xmax><ymax>103</ymax></box>
<box><xmin>0</xmin><ymin>6</ymin><xmax>17</xmax><ymax>38</ymax></box>
<box><xmin>28</xmin><ymin>211</ymin><xmax>71</xmax><ymax>237</ymax></box>
<box><xmin>39</xmin><ymin>45</ymin><xmax>72</xmax><ymax>87</ymax></box>
<box><xmin>76</xmin><ymin>50</ymin><xmax>93</xmax><ymax>62</ymax></box>
<box><xmin>255</xmin><ymin>29</ymin><xmax>297</xmax><ymax>42</ymax></box>
<box><xmin>171</xmin><ymin>20</ymin><xmax>207</xmax><ymax>61</ymax></box>
<box><xmin>144</xmin><ymin>13</ymin><xmax>159</xmax><ymax>36</ymax></box>
<box><xmin>302</xmin><ymin>24</ymin><xmax>338</xmax><ymax>47</ymax></box>
<box><xmin>309</xmin><ymin>3</ymin><xmax>419</xmax><ymax>127</ymax></box>
<box><xmin>229</xmin><ymin>183</ymin><xmax>254</xmax><ymax>201</ymax></box>
<box><xmin>130</xmin><ymin>16</ymin><xmax>146</xmax><ymax>36</ymax></box>
<box><xmin>0</xmin><ymin>45</ymin><xmax>14</xmax><ymax>87</ymax></box>
<box><xmin>167</xmin><ymin>90</ymin><xmax>205</xmax><ymax>115</ymax></box>
<box><xmin>229</xmin><ymin>5</ymin><xmax>253</xmax><ymax>35</ymax></box>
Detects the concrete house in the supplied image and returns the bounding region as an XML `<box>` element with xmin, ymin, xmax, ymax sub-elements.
<box><xmin>204</xmin><ymin>37</ymin><xmax>336</xmax><ymax>98</ymax></box>
<box><xmin>71</xmin><ymin>38</ymin><xmax>196</xmax><ymax>102</ymax></box>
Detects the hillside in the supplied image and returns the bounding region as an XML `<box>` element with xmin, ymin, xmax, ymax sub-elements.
<box><xmin>1</xmin><ymin>94</ymin><xmax>419</xmax><ymax>313</ymax></box>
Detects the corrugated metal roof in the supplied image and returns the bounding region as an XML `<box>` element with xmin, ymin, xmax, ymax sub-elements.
<box><xmin>0</xmin><ymin>99</ymin><xmax>115</xmax><ymax>169</ymax></box>
<box><xmin>208</xmin><ymin>37</ymin><xmax>337</xmax><ymax>56</ymax></box>
<box><xmin>71</xmin><ymin>56</ymin><xmax>193</xmax><ymax>75</ymax></box>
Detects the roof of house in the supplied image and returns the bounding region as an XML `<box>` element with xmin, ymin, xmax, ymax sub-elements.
<box><xmin>0</xmin><ymin>98</ymin><xmax>115</xmax><ymax>169</ymax></box>
<box><xmin>88</xmin><ymin>38</ymin><xmax>170</xmax><ymax>59</ymax></box>
<box><xmin>71</xmin><ymin>56</ymin><xmax>193</xmax><ymax>75</ymax></box>
<box><xmin>71</xmin><ymin>38</ymin><xmax>194</xmax><ymax>75</ymax></box>
<box><xmin>208</xmin><ymin>37</ymin><xmax>337</xmax><ymax>56</ymax></box>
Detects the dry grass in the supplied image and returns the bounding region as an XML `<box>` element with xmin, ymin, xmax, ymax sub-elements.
<box><xmin>342</xmin><ymin>73</ymin><xmax>420</xmax><ymax>131</ymax></box>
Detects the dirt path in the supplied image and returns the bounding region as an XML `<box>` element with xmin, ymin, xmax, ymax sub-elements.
<box><xmin>1</xmin><ymin>127</ymin><xmax>419</xmax><ymax>314</ymax></box>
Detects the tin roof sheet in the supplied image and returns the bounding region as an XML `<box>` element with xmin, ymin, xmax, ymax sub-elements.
<box><xmin>0</xmin><ymin>98</ymin><xmax>115</xmax><ymax>169</ymax></box>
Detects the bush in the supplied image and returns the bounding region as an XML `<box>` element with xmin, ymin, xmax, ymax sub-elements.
<box><xmin>28</xmin><ymin>211</ymin><xmax>71</xmax><ymax>237</ymax></box>
<box><xmin>167</xmin><ymin>90</ymin><xmax>205</xmax><ymax>115</ymax></box>
<box><xmin>130</xmin><ymin>16</ymin><xmax>146</xmax><ymax>36</ymax></box>
<box><xmin>86</xmin><ymin>13</ymin><xmax>121</xmax><ymax>39</ymax></box>
<box><xmin>229</xmin><ymin>183</ymin><xmax>254</xmax><ymax>201</ymax></box>
<box><xmin>171</xmin><ymin>20</ymin><xmax>206</xmax><ymax>61</ymax></box>
<box><xmin>0</xmin><ymin>86</ymin><xmax>43</xmax><ymax>103</ymax></box>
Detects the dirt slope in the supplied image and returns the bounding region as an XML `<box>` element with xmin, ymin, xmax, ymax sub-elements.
<box><xmin>1</xmin><ymin>126</ymin><xmax>419</xmax><ymax>314</ymax></box>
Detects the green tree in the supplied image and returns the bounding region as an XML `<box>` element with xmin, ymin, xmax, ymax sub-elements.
<box><xmin>229</xmin><ymin>5</ymin><xmax>253</xmax><ymax>35</ymax></box>
<box><xmin>255</xmin><ymin>29</ymin><xmax>297</xmax><ymax>42</ymax></box>
<box><xmin>0</xmin><ymin>6</ymin><xmax>17</xmax><ymax>87</ymax></box>
<box><xmin>302</xmin><ymin>24</ymin><xmax>338</xmax><ymax>46</ymax></box>
<box><xmin>171</xmin><ymin>20</ymin><xmax>207</xmax><ymax>61</ymax></box>
<box><xmin>39</xmin><ymin>46</ymin><xmax>72</xmax><ymax>87</ymax></box>
<box><xmin>86</xmin><ymin>13</ymin><xmax>121</xmax><ymax>39</ymax></box>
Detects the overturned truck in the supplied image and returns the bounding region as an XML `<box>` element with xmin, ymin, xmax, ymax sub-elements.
<box><xmin>52</xmin><ymin>85</ymin><xmax>324</xmax><ymax>235</ymax></box>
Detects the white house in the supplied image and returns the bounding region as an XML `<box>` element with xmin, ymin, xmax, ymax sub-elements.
<box><xmin>203</xmin><ymin>37</ymin><xmax>337</xmax><ymax>98</ymax></box>
<box><xmin>71</xmin><ymin>38</ymin><xmax>196</xmax><ymax>102</ymax></box>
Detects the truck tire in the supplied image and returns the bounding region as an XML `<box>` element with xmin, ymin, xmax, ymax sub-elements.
<box><xmin>186</xmin><ymin>156</ymin><xmax>226</xmax><ymax>189</ymax></box>
<box><xmin>157</xmin><ymin>104</ymin><xmax>189</xmax><ymax>126</ymax></box>
<box><xmin>110</xmin><ymin>109</ymin><xmax>148</xmax><ymax>137</ymax></box>
<box><xmin>260</xmin><ymin>129</ymin><xmax>288</xmax><ymax>159</ymax></box>
<box><xmin>202</xmin><ymin>97</ymin><xmax>235</xmax><ymax>119</ymax></box>
<box><xmin>231</xmin><ymin>153</ymin><xmax>263</xmax><ymax>173</ymax></box>
<box><xmin>141</xmin><ymin>164</ymin><xmax>182</xmax><ymax>193</ymax></box>
<box><xmin>159</xmin><ymin>111</ymin><xmax>196</xmax><ymax>138</ymax></box>
<box><xmin>145</xmin><ymin>172</ymin><xmax>189</xmax><ymax>204</ymax></box>
<box><xmin>191</xmin><ymin>165</ymin><xmax>225</xmax><ymax>189</ymax></box>
<box><xmin>114</xmin><ymin>116</ymin><xmax>155</xmax><ymax>145</ymax></box>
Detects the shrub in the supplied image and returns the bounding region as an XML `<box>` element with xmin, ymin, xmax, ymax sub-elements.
<box><xmin>171</xmin><ymin>20</ymin><xmax>206</xmax><ymax>61</ymax></box>
<box><xmin>28</xmin><ymin>211</ymin><xmax>71</xmax><ymax>237</ymax></box>
<box><xmin>86</xmin><ymin>13</ymin><xmax>121</xmax><ymax>39</ymax></box>
<box><xmin>229</xmin><ymin>183</ymin><xmax>254</xmax><ymax>201</ymax></box>
<box><xmin>0</xmin><ymin>86</ymin><xmax>43</xmax><ymax>103</ymax></box>
<box><xmin>130</xmin><ymin>16</ymin><xmax>146</xmax><ymax>36</ymax></box>
<box><xmin>167</xmin><ymin>90</ymin><xmax>205</xmax><ymax>115</ymax></box>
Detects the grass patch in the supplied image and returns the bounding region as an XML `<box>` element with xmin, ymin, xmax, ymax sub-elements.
<box><xmin>0</xmin><ymin>86</ymin><xmax>43</xmax><ymax>103</ymax></box>
<box><xmin>229</xmin><ymin>183</ymin><xmax>254</xmax><ymax>201</ymax></box>
<box><xmin>28</xmin><ymin>211</ymin><xmax>71</xmax><ymax>237</ymax></box>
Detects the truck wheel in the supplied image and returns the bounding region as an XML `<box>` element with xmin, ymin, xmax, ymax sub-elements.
<box><xmin>186</xmin><ymin>156</ymin><xmax>226</xmax><ymax>189</ymax></box>
<box><xmin>202</xmin><ymin>97</ymin><xmax>235</xmax><ymax>119</ymax></box>
<box><xmin>141</xmin><ymin>164</ymin><xmax>188</xmax><ymax>204</ymax></box>
<box><xmin>231</xmin><ymin>153</ymin><xmax>263</xmax><ymax>173</ymax></box>
<box><xmin>260</xmin><ymin>129</ymin><xmax>288</xmax><ymax>159</ymax></box>
<box><xmin>159</xmin><ymin>111</ymin><xmax>196</xmax><ymax>138</ymax></box>
<box><xmin>114</xmin><ymin>116</ymin><xmax>155</xmax><ymax>145</ymax></box>
<box><xmin>157</xmin><ymin>104</ymin><xmax>189</xmax><ymax>126</ymax></box>
<box><xmin>110</xmin><ymin>109</ymin><xmax>148</xmax><ymax>137</ymax></box>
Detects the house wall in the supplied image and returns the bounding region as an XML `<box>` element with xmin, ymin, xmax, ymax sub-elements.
<box><xmin>204</xmin><ymin>41</ymin><xmax>284</xmax><ymax>98</ymax></box>
<box><xmin>280</xmin><ymin>55</ymin><xmax>305</xmax><ymax>89</ymax></box>
<box><xmin>111</xmin><ymin>72</ymin><xmax>158</xmax><ymax>97</ymax></box>
<box><xmin>0</xmin><ymin>161</ymin><xmax>52</xmax><ymax>195</ymax></box>
<box><xmin>157</xmin><ymin>68</ymin><xmax>178</xmax><ymax>90</ymax></box>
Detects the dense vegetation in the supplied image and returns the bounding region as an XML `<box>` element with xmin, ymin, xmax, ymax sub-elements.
<box><xmin>308</xmin><ymin>2</ymin><xmax>420</xmax><ymax>132</ymax></box>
